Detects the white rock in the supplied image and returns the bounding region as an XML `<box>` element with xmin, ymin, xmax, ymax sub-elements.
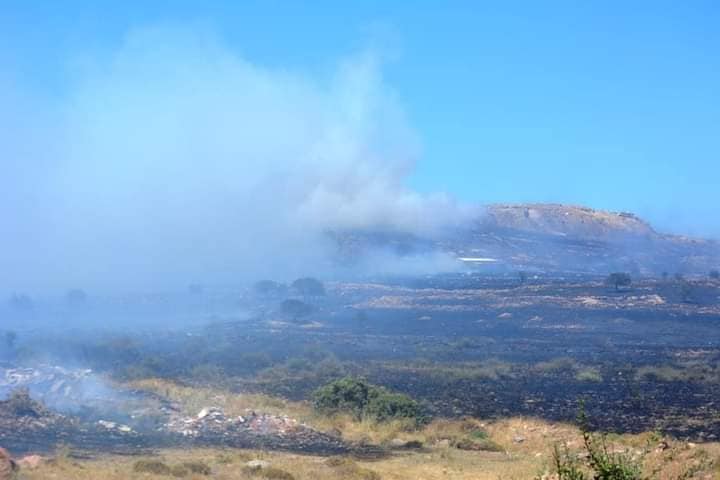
<box><xmin>245</xmin><ymin>460</ymin><xmax>270</xmax><ymax>469</ymax></box>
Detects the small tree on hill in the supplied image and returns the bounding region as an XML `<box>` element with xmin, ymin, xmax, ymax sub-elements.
<box><xmin>605</xmin><ymin>273</ymin><xmax>632</xmax><ymax>292</ymax></box>
<box><xmin>291</xmin><ymin>277</ymin><xmax>326</xmax><ymax>298</ymax></box>
<box><xmin>66</xmin><ymin>288</ymin><xmax>88</xmax><ymax>306</ymax></box>
<box><xmin>8</xmin><ymin>294</ymin><xmax>33</xmax><ymax>311</ymax></box>
<box><xmin>4</xmin><ymin>331</ymin><xmax>17</xmax><ymax>349</ymax></box>
<box><xmin>280</xmin><ymin>299</ymin><xmax>314</xmax><ymax>322</ymax></box>
<box><xmin>312</xmin><ymin>377</ymin><xmax>422</xmax><ymax>424</ymax></box>
<box><xmin>710</xmin><ymin>270</ymin><xmax>720</xmax><ymax>280</ymax></box>
<box><xmin>679</xmin><ymin>281</ymin><xmax>696</xmax><ymax>303</ymax></box>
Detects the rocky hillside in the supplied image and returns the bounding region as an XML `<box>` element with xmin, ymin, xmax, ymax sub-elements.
<box><xmin>481</xmin><ymin>204</ymin><xmax>657</xmax><ymax>240</ymax></box>
<box><xmin>333</xmin><ymin>203</ymin><xmax>720</xmax><ymax>276</ymax></box>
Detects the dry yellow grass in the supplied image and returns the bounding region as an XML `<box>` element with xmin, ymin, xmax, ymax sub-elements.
<box><xmin>86</xmin><ymin>379</ymin><xmax>719</xmax><ymax>480</ymax></box>
<box><xmin>15</xmin><ymin>424</ymin><xmax>720</xmax><ymax>480</ymax></box>
<box><xmin>128</xmin><ymin>379</ymin><xmax>415</xmax><ymax>445</ymax></box>
<box><xmin>129</xmin><ymin>378</ymin><xmax>308</xmax><ymax>418</ymax></box>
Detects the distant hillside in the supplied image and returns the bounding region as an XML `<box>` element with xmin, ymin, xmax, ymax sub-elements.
<box><xmin>481</xmin><ymin>204</ymin><xmax>657</xmax><ymax>240</ymax></box>
<box><xmin>332</xmin><ymin>203</ymin><xmax>720</xmax><ymax>276</ymax></box>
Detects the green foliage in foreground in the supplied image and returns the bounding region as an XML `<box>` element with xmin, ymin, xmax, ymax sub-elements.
<box><xmin>312</xmin><ymin>377</ymin><xmax>423</xmax><ymax>424</ymax></box>
<box><xmin>549</xmin><ymin>403</ymin><xmax>642</xmax><ymax>480</ymax></box>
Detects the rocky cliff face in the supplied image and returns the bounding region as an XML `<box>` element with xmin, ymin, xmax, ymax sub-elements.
<box><xmin>332</xmin><ymin>203</ymin><xmax>719</xmax><ymax>276</ymax></box>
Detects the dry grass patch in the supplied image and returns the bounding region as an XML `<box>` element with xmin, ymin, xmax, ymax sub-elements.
<box><xmin>129</xmin><ymin>378</ymin><xmax>313</xmax><ymax>420</ymax></box>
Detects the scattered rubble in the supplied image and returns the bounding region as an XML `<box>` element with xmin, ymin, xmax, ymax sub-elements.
<box><xmin>164</xmin><ymin>407</ymin><xmax>349</xmax><ymax>454</ymax></box>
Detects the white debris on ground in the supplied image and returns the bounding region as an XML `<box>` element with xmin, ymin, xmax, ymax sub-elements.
<box><xmin>165</xmin><ymin>407</ymin><xmax>300</xmax><ymax>438</ymax></box>
<box><xmin>97</xmin><ymin>420</ymin><xmax>134</xmax><ymax>433</ymax></box>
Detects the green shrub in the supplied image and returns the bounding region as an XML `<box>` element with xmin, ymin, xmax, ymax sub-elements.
<box><xmin>133</xmin><ymin>459</ymin><xmax>172</xmax><ymax>475</ymax></box>
<box><xmin>452</xmin><ymin>436</ymin><xmax>503</xmax><ymax>452</ymax></box>
<box><xmin>551</xmin><ymin>444</ymin><xmax>586</xmax><ymax>480</ymax></box>
<box><xmin>546</xmin><ymin>404</ymin><xmax>643</xmax><ymax>480</ymax></box>
<box><xmin>313</xmin><ymin>377</ymin><xmax>372</xmax><ymax>418</ymax></box>
<box><xmin>312</xmin><ymin>377</ymin><xmax>422</xmax><ymax>424</ymax></box>
<box><xmin>181</xmin><ymin>461</ymin><xmax>211</xmax><ymax>475</ymax></box>
<box><xmin>575</xmin><ymin>368</ymin><xmax>603</xmax><ymax>382</ymax></box>
<box><xmin>365</xmin><ymin>391</ymin><xmax>422</xmax><ymax>423</ymax></box>
<box><xmin>170</xmin><ymin>464</ymin><xmax>189</xmax><ymax>477</ymax></box>
<box><xmin>243</xmin><ymin>465</ymin><xmax>296</xmax><ymax>479</ymax></box>
<box><xmin>324</xmin><ymin>458</ymin><xmax>381</xmax><ymax>480</ymax></box>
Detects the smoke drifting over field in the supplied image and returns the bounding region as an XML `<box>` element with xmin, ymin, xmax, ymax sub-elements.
<box><xmin>2</xmin><ymin>26</ymin><xmax>474</xmax><ymax>293</ymax></box>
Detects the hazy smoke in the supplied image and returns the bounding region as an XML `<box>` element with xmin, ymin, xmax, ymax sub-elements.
<box><xmin>1</xmin><ymin>26</ymin><xmax>474</xmax><ymax>293</ymax></box>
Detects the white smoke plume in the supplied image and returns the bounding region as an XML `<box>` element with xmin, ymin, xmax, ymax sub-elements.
<box><xmin>1</xmin><ymin>25</ymin><xmax>475</xmax><ymax>293</ymax></box>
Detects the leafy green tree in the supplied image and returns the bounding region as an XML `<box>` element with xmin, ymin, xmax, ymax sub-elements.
<box><xmin>312</xmin><ymin>377</ymin><xmax>422</xmax><ymax>424</ymax></box>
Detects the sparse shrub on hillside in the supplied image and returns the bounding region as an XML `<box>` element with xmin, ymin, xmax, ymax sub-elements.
<box><xmin>324</xmin><ymin>457</ymin><xmax>381</xmax><ymax>480</ymax></box>
<box><xmin>313</xmin><ymin>377</ymin><xmax>422</xmax><ymax>424</ymax></box>
<box><xmin>534</xmin><ymin>357</ymin><xmax>577</xmax><ymax>374</ymax></box>
<box><xmin>180</xmin><ymin>460</ymin><xmax>211</xmax><ymax>475</ymax></box>
<box><xmin>133</xmin><ymin>459</ymin><xmax>172</xmax><ymax>475</ymax></box>
<box><xmin>710</xmin><ymin>269</ymin><xmax>720</xmax><ymax>280</ymax></box>
<box><xmin>243</xmin><ymin>465</ymin><xmax>296</xmax><ymax>480</ymax></box>
<box><xmin>605</xmin><ymin>272</ymin><xmax>632</xmax><ymax>292</ymax></box>
<box><xmin>679</xmin><ymin>281</ymin><xmax>696</xmax><ymax>303</ymax></box>
<box><xmin>575</xmin><ymin>367</ymin><xmax>603</xmax><ymax>383</ymax></box>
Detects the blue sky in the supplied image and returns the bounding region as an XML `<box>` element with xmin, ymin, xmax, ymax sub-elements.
<box><xmin>2</xmin><ymin>1</ymin><xmax>720</xmax><ymax>236</ymax></box>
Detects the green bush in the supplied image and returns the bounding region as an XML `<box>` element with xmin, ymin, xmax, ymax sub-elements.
<box><xmin>324</xmin><ymin>457</ymin><xmax>381</xmax><ymax>480</ymax></box>
<box><xmin>133</xmin><ymin>459</ymin><xmax>172</xmax><ymax>475</ymax></box>
<box><xmin>548</xmin><ymin>404</ymin><xmax>642</xmax><ymax>480</ymax></box>
<box><xmin>181</xmin><ymin>461</ymin><xmax>211</xmax><ymax>475</ymax></box>
<box><xmin>365</xmin><ymin>391</ymin><xmax>422</xmax><ymax>423</ymax></box>
<box><xmin>313</xmin><ymin>377</ymin><xmax>373</xmax><ymax>419</ymax></box>
<box><xmin>243</xmin><ymin>465</ymin><xmax>296</xmax><ymax>479</ymax></box>
<box><xmin>312</xmin><ymin>377</ymin><xmax>422</xmax><ymax>424</ymax></box>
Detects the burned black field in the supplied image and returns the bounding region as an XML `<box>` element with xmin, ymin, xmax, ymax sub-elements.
<box><xmin>3</xmin><ymin>273</ymin><xmax>720</xmax><ymax>455</ymax></box>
